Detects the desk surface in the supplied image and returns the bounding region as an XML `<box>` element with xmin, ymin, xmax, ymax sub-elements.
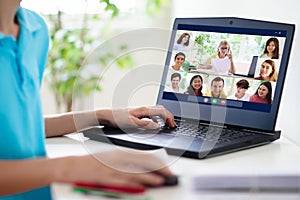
<box><xmin>46</xmin><ymin>133</ymin><xmax>300</xmax><ymax>200</ymax></box>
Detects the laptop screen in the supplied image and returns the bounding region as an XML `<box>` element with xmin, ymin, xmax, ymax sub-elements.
<box><xmin>157</xmin><ymin>17</ymin><xmax>294</xmax><ymax>131</ymax></box>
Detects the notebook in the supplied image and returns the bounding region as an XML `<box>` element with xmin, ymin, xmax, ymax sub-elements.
<box><xmin>83</xmin><ymin>17</ymin><xmax>295</xmax><ymax>159</ymax></box>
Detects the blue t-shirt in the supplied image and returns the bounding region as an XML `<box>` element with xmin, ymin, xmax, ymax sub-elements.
<box><xmin>0</xmin><ymin>7</ymin><xmax>51</xmax><ymax>200</ymax></box>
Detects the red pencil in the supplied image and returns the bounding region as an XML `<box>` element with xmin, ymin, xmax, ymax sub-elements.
<box><xmin>74</xmin><ymin>182</ymin><xmax>146</xmax><ymax>194</ymax></box>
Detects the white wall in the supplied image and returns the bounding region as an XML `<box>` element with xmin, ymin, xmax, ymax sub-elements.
<box><xmin>172</xmin><ymin>0</ymin><xmax>300</xmax><ymax>145</ymax></box>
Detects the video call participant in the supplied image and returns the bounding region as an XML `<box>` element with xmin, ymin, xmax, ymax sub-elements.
<box><xmin>198</xmin><ymin>40</ymin><xmax>236</xmax><ymax>74</ymax></box>
<box><xmin>170</xmin><ymin>52</ymin><xmax>186</xmax><ymax>72</ymax></box>
<box><xmin>228</xmin><ymin>79</ymin><xmax>250</xmax><ymax>101</ymax></box>
<box><xmin>184</xmin><ymin>75</ymin><xmax>203</xmax><ymax>96</ymax></box>
<box><xmin>173</xmin><ymin>32</ymin><xmax>190</xmax><ymax>51</ymax></box>
<box><xmin>249</xmin><ymin>81</ymin><xmax>273</xmax><ymax>104</ymax></box>
<box><xmin>165</xmin><ymin>72</ymin><xmax>184</xmax><ymax>93</ymax></box>
<box><xmin>260</xmin><ymin>37</ymin><xmax>280</xmax><ymax>59</ymax></box>
<box><xmin>205</xmin><ymin>77</ymin><xmax>227</xmax><ymax>98</ymax></box>
<box><xmin>254</xmin><ymin>59</ymin><xmax>278</xmax><ymax>82</ymax></box>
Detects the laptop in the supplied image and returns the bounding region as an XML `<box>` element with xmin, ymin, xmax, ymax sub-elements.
<box><xmin>233</xmin><ymin>55</ymin><xmax>258</xmax><ymax>78</ymax></box>
<box><xmin>211</xmin><ymin>58</ymin><xmax>231</xmax><ymax>73</ymax></box>
<box><xmin>83</xmin><ymin>17</ymin><xmax>295</xmax><ymax>159</ymax></box>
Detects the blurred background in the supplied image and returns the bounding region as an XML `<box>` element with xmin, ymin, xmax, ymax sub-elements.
<box><xmin>22</xmin><ymin>0</ymin><xmax>300</xmax><ymax>145</ymax></box>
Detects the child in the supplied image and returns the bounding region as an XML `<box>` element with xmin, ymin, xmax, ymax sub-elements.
<box><xmin>0</xmin><ymin>2</ymin><xmax>175</xmax><ymax>199</ymax></box>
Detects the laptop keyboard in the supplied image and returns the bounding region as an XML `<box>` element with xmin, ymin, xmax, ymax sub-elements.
<box><xmin>160</xmin><ymin>120</ymin><xmax>256</xmax><ymax>143</ymax></box>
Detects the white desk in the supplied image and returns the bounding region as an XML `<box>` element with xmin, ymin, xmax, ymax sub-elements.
<box><xmin>47</xmin><ymin>134</ymin><xmax>300</xmax><ymax>200</ymax></box>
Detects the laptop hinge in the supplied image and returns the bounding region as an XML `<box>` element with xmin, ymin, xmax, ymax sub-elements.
<box><xmin>240</xmin><ymin>128</ymin><xmax>274</xmax><ymax>135</ymax></box>
<box><xmin>199</xmin><ymin>122</ymin><xmax>227</xmax><ymax>129</ymax></box>
<box><xmin>175</xmin><ymin>118</ymin><xmax>228</xmax><ymax>128</ymax></box>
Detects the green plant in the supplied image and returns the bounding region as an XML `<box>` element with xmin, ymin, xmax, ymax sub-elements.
<box><xmin>146</xmin><ymin>0</ymin><xmax>169</xmax><ymax>16</ymax></box>
<box><xmin>44</xmin><ymin>0</ymin><xmax>129</xmax><ymax>112</ymax></box>
<box><xmin>194</xmin><ymin>33</ymin><xmax>216</xmax><ymax>64</ymax></box>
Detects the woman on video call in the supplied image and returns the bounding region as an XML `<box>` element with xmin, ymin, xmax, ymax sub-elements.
<box><xmin>260</xmin><ymin>37</ymin><xmax>280</xmax><ymax>59</ymax></box>
<box><xmin>184</xmin><ymin>75</ymin><xmax>203</xmax><ymax>96</ymax></box>
<box><xmin>198</xmin><ymin>40</ymin><xmax>236</xmax><ymax>74</ymax></box>
<box><xmin>249</xmin><ymin>81</ymin><xmax>273</xmax><ymax>104</ymax></box>
<box><xmin>254</xmin><ymin>59</ymin><xmax>278</xmax><ymax>82</ymax></box>
<box><xmin>173</xmin><ymin>32</ymin><xmax>190</xmax><ymax>51</ymax></box>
